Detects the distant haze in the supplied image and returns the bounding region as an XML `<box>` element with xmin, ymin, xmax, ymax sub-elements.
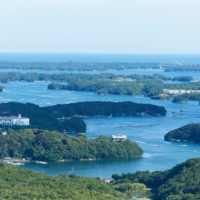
<box><xmin>0</xmin><ymin>0</ymin><xmax>200</xmax><ymax>54</ymax></box>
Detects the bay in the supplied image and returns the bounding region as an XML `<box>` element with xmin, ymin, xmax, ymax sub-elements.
<box><xmin>0</xmin><ymin>81</ymin><xmax>199</xmax><ymax>178</ymax></box>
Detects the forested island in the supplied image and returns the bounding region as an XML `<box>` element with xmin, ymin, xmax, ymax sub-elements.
<box><xmin>0</xmin><ymin>71</ymin><xmax>199</xmax><ymax>101</ymax></box>
<box><xmin>0</xmin><ymin>61</ymin><xmax>200</xmax><ymax>72</ymax></box>
<box><xmin>0</xmin><ymin>102</ymin><xmax>86</xmax><ymax>133</ymax></box>
<box><xmin>0</xmin><ymin>71</ymin><xmax>171</xmax><ymax>83</ymax></box>
<box><xmin>43</xmin><ymin>101</ymin><xmax>167</xmax><ymax>117</ymax></box>
<box><xmin>164</xmin><ymin>123</ymin><xmax>200</xmax><ymax>142</ymax></box>
<box><xmin>0</xmin><ymin>71</ymin><xmax>194</xmax><ymax>84</ymax></box>
<box><xmin>173</xmin><ymin>93</ymin><xmax>200</xmax><ymax>101</ymax></box>
<box><xmin>172</xmin><ymin>97</ymin><xmax>188</xmax><ymax>103</ymax></box>
<box><xmin>0</xmin><ymin>163</ymin><xmax>128</xmax><ymax>199</ymax></box>
<box><xmin>0</xmin><ymin>101</ymin><xmax>166</xmax><ymax>132</ymax></box>
<box><xmin>112</xmin><ymin>158</ymin><xmax>200</xmax><ymax>199</ymax></box>
<box><xmin>0</xmin><ymin>129</ymin><xmax>143</xmax><ymax>161</ymax></box>
<box><xmin>48</xmin><ymin>78</ymin><xmax>200</xmax><ymax>99</ymax></box>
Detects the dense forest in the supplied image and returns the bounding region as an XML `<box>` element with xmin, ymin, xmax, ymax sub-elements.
<box><xmin>0</xmin><ymin>102</ymin><xmax>86</xmax><ymax>133</ymax></box>
<box><xmin>172</xmin><ymin>97</ymin><xmax>188</xmax><ymax>103</ymax></box>
<box><xmin>112</xmin><ymin>158</ymin><xmax>200</xmax><ymax>199</ymax></box>
<box><xmin>0</xmin><ymin>61</ymin><xmax>161</xmax><ymax>71</ymax></box>
<box><xmin>164</xmin><ymin>123</ymin><xmax>200</xmax><ymax>142</ymax></box>
<box><xmin>0</xmin><ymin>101</ymin><xmax>166</xmax><ymax>133</ymax></box>
<box><xmin>42</xmin><ymin>101</ymin><xmax>167</xmax><ymax>117</ymax></box>
<box><xmin>174</xmin><ymin>93</ymin><xmax>200</xmax><ymax>101</ymax></box>
<box><xmin>0</xmin><ymin>71</ymin><xmax>171</xmax><ymax>83</ymax></box>
<box><xmin>0</xmin><ymin>163</ymin><xmax>128</xmax><ymax>199</ymax></box>
<box><xmin>0</xmin><ymin>61</ymin><xmax>200</xmax><ymax>72</ymax></box>
<box><xmin>0</xmin><ymin>129</ymin><xmax>143</xmax><ymax>161</ymax></box>
<box><xmin>172</xmin><ymin>76</ymin><xmax>194</xmax><ymax>82</ymax></box>
<box><xmin>48</xmin><ymin>79</ymin><xmax>200</xmax><ymax>98</ymax></box>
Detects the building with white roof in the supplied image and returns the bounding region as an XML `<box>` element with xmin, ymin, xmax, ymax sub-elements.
<box><xmin>0</xmin><ymin>114</ymin><xmax>29</xmax><ymax>126</ymax></box>
<box><xmin>111</xmin><ymin>134</ymin><xmax>127</xmax><ymax>142</ymax></box>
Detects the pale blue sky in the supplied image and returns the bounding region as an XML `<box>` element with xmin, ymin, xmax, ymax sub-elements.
<box><xmin>0</xmin><ymin>0</ymin><xmax>199</xmax><ymax>54</ymax></box>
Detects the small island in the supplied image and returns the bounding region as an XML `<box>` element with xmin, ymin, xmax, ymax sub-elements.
<box><xmin>164</xmin><ymin>123</ymin><xmax>200</xmax><ymax>142</ymax></box>
<box><xmin>172</xmin><ymin>96</ymin><xmax>188</xmax><ymax>103</ymax></box>
<box><xmin>0</xmin><ymin>86</ymin><xmax>6</xmax><ymax>92</ymax></box>
<box><xmin>0</xmin><ymin>129</ymin><xmax>143</xmax><ymax>162</ymax></box>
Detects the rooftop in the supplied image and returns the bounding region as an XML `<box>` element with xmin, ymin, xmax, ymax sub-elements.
<box><xmin>112</xmin><ymin>134</ymin><xmax>127</xmax><ymax>139</ymax></box>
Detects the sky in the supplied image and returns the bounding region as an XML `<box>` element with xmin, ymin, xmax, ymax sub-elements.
<box><xmin>0</xmin><ymin>0</ymin><xmax>200</xmax><ymax>54</ymax></box>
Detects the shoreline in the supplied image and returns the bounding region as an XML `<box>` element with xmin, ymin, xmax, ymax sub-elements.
<box><xmin>1</xmin><ymin>155</ymin><xmax>143</xmax><ymax>165</ymax></box>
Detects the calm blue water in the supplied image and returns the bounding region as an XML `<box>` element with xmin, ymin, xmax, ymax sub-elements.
<box><xmin>0</xmin><ymin>53</ymin><xmax>200</xmax><ymax>63</ymax></box>
<box><xmin>0</xmin><ymin>81</ymin><xmax>200</xmax><ymax>178</ymax></box>
<box><xmin>0</xmin><ymin>53</ymin><xmax>199</xmax><ymax>177</ymax></box>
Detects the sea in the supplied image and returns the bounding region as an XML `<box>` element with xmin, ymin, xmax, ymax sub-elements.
<box><xmin>0</xmin><ymin>53</ymin><xmax>200</xmax><ymax>178</ymax></box>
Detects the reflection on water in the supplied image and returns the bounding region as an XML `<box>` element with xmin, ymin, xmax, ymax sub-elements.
<box><xmin>133</xmin><ymin>190</ymin><xmax>154</xmax><ymax>200</ymax></box>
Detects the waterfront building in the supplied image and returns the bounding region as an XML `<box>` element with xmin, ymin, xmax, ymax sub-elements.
<box><xmin>112</xmin><ymin>134</ymin><xmax>127</xmax><ymax>142</ymax></box>
<box><xmin>0</xmin><ymin>114</ymin><xmax>29</xmax><ymax>126</ymax></box>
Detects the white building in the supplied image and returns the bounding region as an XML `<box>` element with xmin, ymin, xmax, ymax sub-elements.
<box><xmin>112</xmin><ymin>134</ymin><xmax>127</xmax><ymax>142</ymax></box>
<box><xmin>163</xmin><ymin>89</ymin><xmax>200</xmax><ymax>95</ymax></box>
<box><xmin>0</xmin><ymin>114</ymin><xmax>29</xmax><ymax>126</ymax></box>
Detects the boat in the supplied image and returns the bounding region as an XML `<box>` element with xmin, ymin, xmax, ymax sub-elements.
<box><xmin>11</xmin><ymin>162</ymin><xmax>24</xmax><ymax>166</ymax></box>
<box><xmin>135</xmin><ymin>141</ymin><xmax>146</xmax><ymax>144</ymax></box>
<box><xmin>35</xmin><ymin>161</ymin><xmax>48</xmax><ymax>164</ymax></box>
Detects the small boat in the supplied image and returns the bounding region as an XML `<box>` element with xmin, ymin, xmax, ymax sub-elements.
<box><xmin>35</xmin><ymin>161</ymin><xmax>48</xmax><ymax>164</ymax></box>
<box><xmin>11</xmin><ymin>162</ymin><xmax>24</xmax><ymax>166</ymax></box>
<box><xmin>179</xmin><ymin>145</ymin><xmax>187</xmax><ymax>147</ymax></box>
<box><xmin>135</xmin><ymin>141</ymin><xmax>146</xmax><ymax>144</ymax></box>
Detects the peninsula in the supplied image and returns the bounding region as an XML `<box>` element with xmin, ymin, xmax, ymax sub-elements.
<box><xmin>112</xmin><ymin>158</ymin><xmax>200</xmax><ymax>199</ymax></box>
<box><xmin>0</xmin><ymin>129</ymin><xmax>143</xmax><ymax>162</ymax></box>
<box><xmin>0</xmin><ymin>163</ymin><xmax>128</xmax><ymax>199</ymax></box>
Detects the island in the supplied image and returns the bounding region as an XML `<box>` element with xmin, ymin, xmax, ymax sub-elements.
<box><xmin>0</xmin><ymin>129</ymin><xmax>143</xmax><ymax>162</ymax></box>
<box><xmin>0</xmin><ymin>163</ymin><xmax>128</xmax><ymax>199</ymax></box>
<box><xmin>48</xmin><ymin>77</ymin><xmax>200</xmax><ymax>99</ymax></box>
<box><xmin>172</xmin><ymin>96</ymin><xmax>188</xmax><ymax>103</ymax></box>
<box><xmin>164</xmin><ymin>123</ymin><xmax>200</xmax><ymax>142</ymax></box>
<box><xmin>0</xmin><ymin>101</ymin><xmax>166</xmax><ymax>133</ymax></box>
<box><xmin>112</xmin><ymin>158</ymin><xmax>200</xmax><ymax>199</ymax></box>
<box><xmin>0</xmin><ymin>86</ymin><xmax>6</xmax><ymax>92</ymax></box>
<box><xmin>0</xmin><ymin>61</ymin><xmax>199</xmax><ymax>72</ymax></box>
<box><xmin>0</xmin><ymin>102</ymin><xmax>86</xmax><ymax>133</ymax></box>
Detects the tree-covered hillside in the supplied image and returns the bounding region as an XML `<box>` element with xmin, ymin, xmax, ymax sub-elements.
<box><xmin>0</xmin><ymin>101</ymin><xmax>166</xmax><ymax>133</ymax></box>
<box><xmin>112</xmin><ymin>158</ymin><xmax>200</xmax><ymax>199</ymax></box>
<box><xmin>43</xmin><ymin>101</ymin><xmax>167</xmax><ymax>117</ymax></box>
<box><xmin>0</xmin><ymin>129</ymin><xmax>143</xmax><ymax>161</ymax></box>
<box><xmin>0</xmin><ymin>163</ymin><xmax>128</xmax><ymax>199</ymax></box>
<box><xmin>48</xmin><ymin>79</ymin><xmax>200</xmax><ymax>97</ymax></box>
<box><xmin>164</xmin><ymin>123</ymin><xmax>200</xmax><ymax>142</ymax></box>
<box><xmin>0</xmin><ymin>102</ymin><xmax>86</xmax><ymax>133</ymax></box>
